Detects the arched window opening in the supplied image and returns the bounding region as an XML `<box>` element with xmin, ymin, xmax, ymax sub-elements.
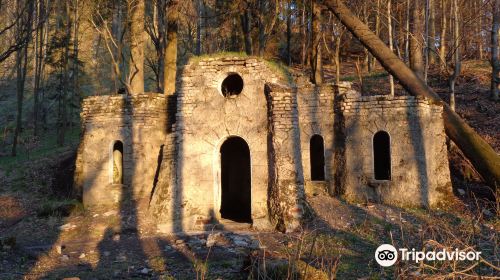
<box><xmin>221</xmin><ymin>73</ymin><xmax>244</xmax><ymax>97</ymax></box>
<box><xmin>220</xmin><ymin>136</ymin><xmax>252</xmax><ymax>223</ymax></box>
<box><xmin>373</xmin><ymin>131</ymin><xmax>391</xmax><ymax>180</ymax></box>
<box><xmin>112</xmin><ymin>141</ymin><xmax>123</xmax><ymax>184</ymax></box>
<box><xmin>310</xmin><ymin>134</ymin><xmax>325</xmax><ymax>181</ymax></box>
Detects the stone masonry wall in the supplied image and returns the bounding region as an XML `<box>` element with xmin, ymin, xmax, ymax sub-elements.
<box><xmin>265</xmin><ymin>83</ymin><xmax>305</xmax><ymax>232</ymax></box>
<box><xmin>168</xmin><ymin>57</ymin><xmax>282</xmax><ymax>231</ymax></box>
<box><xmin>296</xmin><ymin>84</ymin><xmax>335</xmax><ymax>193</ymax></box>
<box><xmin>75</xmin><ymin>94</ymin><xmax>167</xmax><ymax>206</ymax></box>
<box><xmin>339</xmin><ymin>95</ymin><xmax>452</xmax><ymax>207</ymax></box>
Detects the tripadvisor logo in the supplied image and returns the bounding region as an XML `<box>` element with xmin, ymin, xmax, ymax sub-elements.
<box><xmin>375</xmin><ymin>244</ymin><xmax>481</xmax><ymax>267</ymax></box>
<box><xmin>375</xmin><ymin>244</ymin><xmax>398</xmax><ymax>267</ymax></box>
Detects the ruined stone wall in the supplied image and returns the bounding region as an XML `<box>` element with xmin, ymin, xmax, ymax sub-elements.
<box><xmin>170</xmin><ymin>57</ymin><xmax>282</xmax><ymax>230</ymax></box>
<box><xmin>265</xmin><ymin>83</ymin><xmax>305</xmax><ymax>232</ymax></box>
<box><xmin>296</xmin><ymin>84</ymin><xmax>335</xmax><ymax>193</ymax></box>
<box><xmin>75</xmin><ymin>94</ymin><xmax>167</xmax><ymax>206</ymax></box>
<box><xmin>340</xmin><ymin>95</ymin><xmax>451</xmax><ymax>207</ymax></box>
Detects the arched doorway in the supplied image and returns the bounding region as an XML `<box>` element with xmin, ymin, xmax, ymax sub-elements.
<box><xmin>220</xmin><ymin>137</ymin><xmax>252</xmax><ymax>223</ymax></box>
<box><xmin>310</xmin><ymin>134</ymin><xmax>325</xmax><ymax>181</ymax></box>
<box><xmin>373</xmin><ymin>131</ymin><xmax>391</xmax><ymax>180</ymax></box>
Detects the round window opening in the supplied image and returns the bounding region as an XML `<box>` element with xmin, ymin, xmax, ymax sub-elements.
<box><xmin>221</xmin><ymin>73</ymin><xmax>244</xmax><ymax>97</ymax></box>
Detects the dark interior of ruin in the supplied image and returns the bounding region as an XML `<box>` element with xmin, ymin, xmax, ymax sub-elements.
<box><xmin>220</xmin><ymin>137</ymin><xmax>252</xmax><ymax>223</ymax></box>
<box><xmin>310</xmin><ymin>134</ymin><xmax>325</xmax><ymax>181</ymax></box>
<box><xmin>221</xmin><ymin>73</ymin><xmax>244</xmax><ymax>97</ymax></box>
<box><xmin>373</xmin><ymin>131</ymin><xmax>391</xmax><ymax>180</ymax></box>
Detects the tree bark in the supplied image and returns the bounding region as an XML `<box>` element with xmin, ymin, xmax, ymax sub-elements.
<box><xmin>404</xmin><ymin>0</ymin><xmax>410</xmax><ymax>62</ymax></box>
<box><xmin>196</xmin><ymin>0</ymin><xmax>201</xmax><ymax>55</ymax></box>
<box><xmin>371</xmin><ymin>0</ymin><xmax>380</xmax><ymax>70</ymax></box>
<box><xmin>57</xmin><ymin>0</ymin><xmax>71</xmax><ymax>146</ymax></box>
<box><xmin>410</xmin><ymin>0</ymin><xmax>424</xmax><ymax>79</ymax></box>
<box><xmin>12</xmin><ymin>0</ymin><xmax>32</xmax><ymax>156</ymax></box>
<box><xmin>70</xmin><ymin>0</ymin><xmax>79</xmax><ymax>130</ymax></box>
<box><xmin>439</xmin><ymin>0</ymin><xmax>447</xmax><ymax>70</ymax></box>
<box><xmin>240</xmin><ymin>2</ymin><xmax>253</xmax><ymax>55</ymax></box>
<box><xmin>428</xmin><ymin>0</ymin><xmax>436</xmax><ymax>64</ymax></box>
<box><xmin>128</xmin><ymin>0</ymin><xmax>145</xmax><ymax>94</ymax></box>
<box><xmin>320</xmin><ymin>0</ymin><xmax>500</xmax><ymax>188</ymax></box>
<box><xmin>387</xmin><ymin>0</ymin><xmax>394</xmax><ymax>96</ymax></box>
<box><xmin>491</xmin><ymin>0</ymin><xmax>500</xmax><ymax>101</ymax></box>
<box><xmin>257</xmin><ymin>0</ymin><xmax>278</xmax><ymax>57</ymax></box>
<box><xmin>310</xmin><ymin>0</ymin><xmax>323</xmax><ymax>84</ymax></box>
<box><xmin>477</xmin><ymin>0</ymin><xmax>483</xmax><ymax>60</ymax></box>
<box><xmin>154</xmin><ymin>0</ymin><xmax>166</xmax><ymax>92</ymax></box>
<box><xmin>111</xmin><ymin>0</ymin><xmax>123</xmax><ymax>92</ymax></box>
<box><xmin>334</xmin><ymin>34</ymin><xmax>341</xmax><ymax>85</ymax></box>
<box><xmin>163</xmin><ymin>0</ymin><xmax>178</xmax><ymax>95</ymax></box>
<box><xmin>286</xmin><ymin>0</ymin><xmax>292</xmax><ymax>65</ymax></box>
<box><xmin>424</xmin><ymin>0</ymin><xmax>429</xmax><ymax>81</ymax></box>
<box><xmin>258</xmin><ymin>0</ymin><xmax>265</xmax><ymax>56</ymax></box>
<box><xmin>448</xmin><ymin>0</ymin><xmax>461</xmax><ymax>111</ymax></box>
<box><xmin>33</xmin><ymin>0</ymin><xmax>46</xmax><ymax>137</ymax></box>
<box><xmin>301</xmin><ymin>1</ymin><xmax>307</xmax><ymax>65</ymax></box>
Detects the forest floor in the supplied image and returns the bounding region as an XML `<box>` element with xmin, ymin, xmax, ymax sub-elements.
<box><xmin>0</xmin><ymin>59</ymin><xmax>499</xmax><ymax>279</ymax></box>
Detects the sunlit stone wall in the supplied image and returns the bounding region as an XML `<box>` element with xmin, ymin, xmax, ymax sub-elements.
<box><xmin>74</xmin><ymin>94</ymin><xmax>167</xmax><ymax>206</ymax></box>
<box><xmin>339</xmin><ymin>95</ymin><xmax>452</xmax><ymax>207</ymax></box>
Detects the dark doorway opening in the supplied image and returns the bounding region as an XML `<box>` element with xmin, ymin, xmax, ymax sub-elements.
<box><xmin>310</xmin><ymin>134</ymin><xmax>325</xmax><ymax>181</ymax></box>
<box><xmin>373</xmin><ymin>131</ymin><xmax>391</xmax><ymax>180</ymax></box>
<box><xmin>221</xmin><ymin>73</ymin><xmax>244</xmax><ymax>97</ymax></box>
<box><xmin>220</xmin><ymin>137</ymin><xmax>252</xmax><ymax>223</ymax></box>
<box><xmin>112</xmin><ymin>141</ymin><xmax>123</xmax><ymax>184</ymax></box>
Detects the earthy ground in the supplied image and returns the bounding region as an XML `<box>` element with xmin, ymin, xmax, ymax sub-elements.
<box><xmin>1</xmin><ymin>59</ymin><xmax>499</xmax><ymax>279</ymax></box>
<box><xmin>0</xmin><ymin>186</ymin><xmax>498</xmax><ymax>279</ymax></box>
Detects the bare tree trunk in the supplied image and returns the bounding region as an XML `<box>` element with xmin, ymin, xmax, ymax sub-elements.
<box><xmin>362</xmin><ymin>4</ymin><xmax>371</xmax><ymax>72</ymax></box>
<box><xmin>240</xmin><ymin>2</ymin><xmax>253</xmax><ymax>55</ymax></box>
<box><xmin>310</xmin><ymin>0</ymin><xmax>322</xmax><ymax>84</ymax></box>
<box><xmin>335</xmin><ymin>35</ymin><xmax>341</xmax><ymax>85</ymax></box>
<box><xmin>424</xmin><ymin>0</ymin><xmax>429</xmax><ymax>81</ymax></box>
<box><xmin>41</xmin><ymin>0</ymin><xmax>50</xmax><ymax>131</ymax></box>
<box><xmin>301</xmin><ymin>1</ymin><xmax>307</xmax><ymax>66</ymax></box>
<box><xmin>332</xmin><ymin>13</ymin><xmax>344</xmax><ymax>86</ymax></box>
<box><xmin>448</xmin><ymin>0</ymin><xmax>461</xmax><ymax>111</ymax></box>
<box><xmin>395</xmin><ymin>2</ymin><xmax>403</xmax><ymax>59</ymax></box>
<box><xmin>286</xmin><ymin>0</ymin><xmax>291</xmax><ymax>65</ymax></box>
<box><xmin>33</xmin><ymin>0</ymin><xmax>46</xmax><ymax>137</ymax></box>
<box><xmin>70</xmin><ymin>0</ymin><xmax>79</xmax><ymax>130</ymax></box>
<box><xmin>155</xmin><ymin>0</ymin><xmax>166</xmax><ymax>92</ymax></box>
<box><xmin>321</xmin><ymin>0</ymin><xmax>500</xmax><ymax>188</ymax></box>
<box><xmin>128</xmin><ymin>0</ymin><xmax>145</xmax><ymax>94</ymax></box>
<box><xmin>371</xmin><ymin>0</ymin><xmax>381</xmax><ymax>70</ymax></box>
<box><xmin>477</xmin><ymin>0</ymin><xmax>483</xmax><ymax>60</ymax></box>
<box><xmin>388</xmin><ymin>0</ymin><xmax>395</xmax><ymax>96</ymax></box>
<box><xmin>57</xmin><ymin>0</ymin><xmax>71</xmax><ymax>146</ymax></box>
<box><xmin>12</xmin><ymin>44</ymin><xmax>28</xmax><ymax>156</ymax></box>
<box><xmin>202</xmin><ymin>0</ymin><xmax>209</xmax><ymax>54</ymax></box>
<box><xmin>410</xmin><ymin>0</ymin><xmax>424</xmax><ymax>79</ymax></box>
<box><xmin>428</xmin><ymin>0</ymin><xmax>436</xmax><ymax>64</ymax></box>
<box><xmin>257</xmin><ymin>0</ymin><xmax>268</xmax><ymax>57</ymax></box>
<box><xmin>12</xmin><ymin>0</ymin><xmax>32</xmax><ymax>156</ymax></box>
<box><xmin>404</xmin><ymin>0</ymin><xmax>410</xmax><ymax>62</ymax></box>
<box><xmin>196</xmin><ymin>0</ymin><xmax>201</xmax><ymax>55</ymax></box>
<box><xmin>439</xmin><ymin>0</ymin><xmax>447</xmax><ymax>70</ymax></box>
<box><xmin>163</xmin><ymin>0</ymin><xmax>178</xmax><ymax>95</ymax></box>
<box><xmin>492</xmin><ymin>0</ymin><xmax>500</xmax><ymax>101</ymax></box>
<box><xmin>111</xmin><ymin>0</ymin><xmax>123</xmax><ymax>92</ymax></box>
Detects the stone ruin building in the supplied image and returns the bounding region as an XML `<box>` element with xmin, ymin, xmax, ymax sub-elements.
<box><xmin>74</xmin><ymin>56</ymin><xmax>452</xmax><ymax>232</ymax></box>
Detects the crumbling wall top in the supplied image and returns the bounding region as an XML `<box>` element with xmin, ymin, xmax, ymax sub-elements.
<box><xmin>340</xmin><ymin>95</ymin><xmax>443</xmax><ymax>114</ymax></box>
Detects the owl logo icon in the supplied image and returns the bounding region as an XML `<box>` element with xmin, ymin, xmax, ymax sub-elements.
<box><xmin>375</xmin><ymin>244</ymin><xmax>398</xmax><ymax>267</ymax></box>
